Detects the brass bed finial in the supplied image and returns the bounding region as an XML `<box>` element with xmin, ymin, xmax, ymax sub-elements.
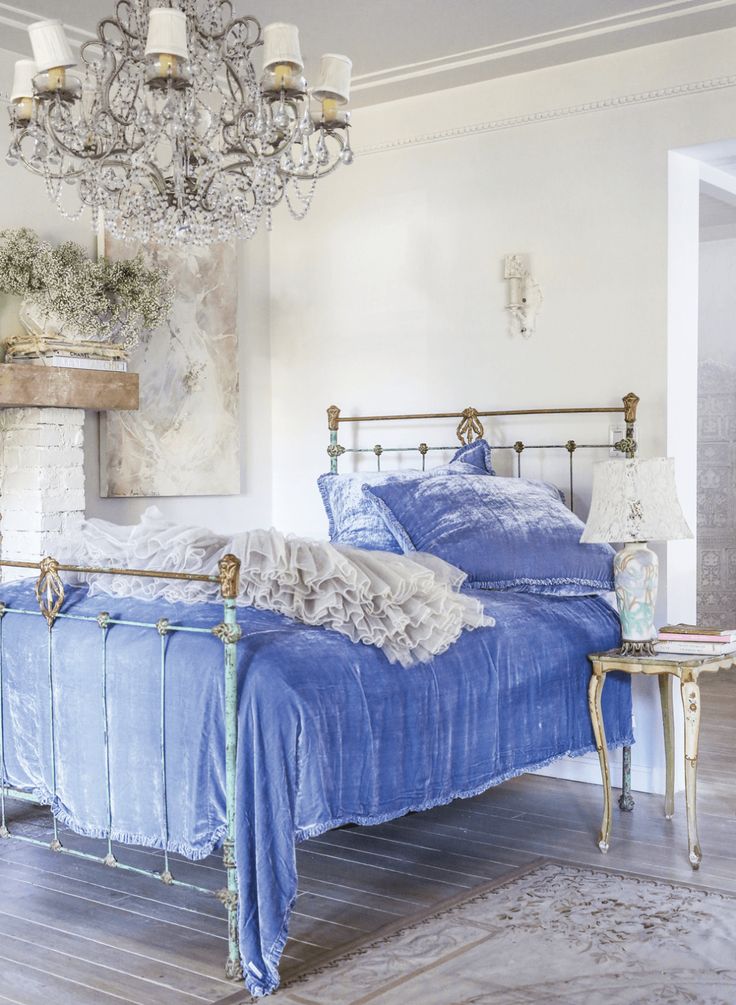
<box><xmin>35</xmin><ymin>557</ymin><xmax>64</xmax><ymax>627</ymax></box>
<box><xmin>623</xmin><ymin>392</ymin><xmax>639</xmax><ymax>425</ymax></box>
<box><xmin>456</xmin><ymin>407</ymin><xmax>484</xmax><ymax>445</ymax></box>
<box><xmin>327</xmin><ymin>405</ymin><xmax>341</xmax><ymax>431</ymax></box>
<box><xmin>218</xmin><ymin>554</ymin><xmax>241</xmax><ymax>600</ymax></box>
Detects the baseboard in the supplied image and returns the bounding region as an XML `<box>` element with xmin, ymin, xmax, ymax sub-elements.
<box><xmin>534</xmin><ymin>750</ymin><xmax>679</xmax><ymax>796</ymax></box>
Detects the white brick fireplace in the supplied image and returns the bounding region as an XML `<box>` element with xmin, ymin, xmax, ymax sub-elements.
<box><xmin>0</xmin><ymin>366</ymin><xmax>138</xmax><ymax>581</ymax></box>
<box><xmin>0</xmin><ymin>407</ymin><xmax>86</xmax><ymax>579</ymax></box>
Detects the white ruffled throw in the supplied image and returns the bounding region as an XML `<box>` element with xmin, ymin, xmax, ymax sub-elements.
<box><xmin>66</xmin><ymin>508</ymin><xmax>494</xmax><ymax>667</ymax></box>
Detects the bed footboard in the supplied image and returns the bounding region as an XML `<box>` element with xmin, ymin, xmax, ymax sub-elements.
<box><xmin>0</xmin><ymin>554</ymin><xmax>245</xmax><ymax>982</ymax></box>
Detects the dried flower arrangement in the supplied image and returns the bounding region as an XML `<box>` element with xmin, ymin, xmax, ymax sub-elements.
<box><xmin>0</xmin><ymin>228</ymin><xmax>173</xmax><ymax>351</ymax></box>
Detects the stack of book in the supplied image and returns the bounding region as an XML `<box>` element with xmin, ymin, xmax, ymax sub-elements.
<box><xmin>656</xmin><ymin>623</ymin><xmax>736</xmax><ymax>655</ymax></box>
<box><xmin>5</xmin><ymin>334</ymin><xmax>127</xmax><ymax>372</ymax></box>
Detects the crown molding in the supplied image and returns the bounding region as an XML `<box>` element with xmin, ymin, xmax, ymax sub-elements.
<box><xmin>0</xmin><ymin>3</ymin><xmax>93</xmax><ymax>46</ymax></box>
<box><xmin>352</xmin><ymin>0</ymin><xmax>736</xmax><ymax>95</ymax></box>
<box><xmin>357</xmin><ymin>74</ymin><xmax>736</xmax><ymax>157</ymax></box>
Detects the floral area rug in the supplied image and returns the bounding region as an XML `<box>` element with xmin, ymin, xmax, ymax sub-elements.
<box><xmin>266</xmin><ymin>862</ymin><xmax>736</xmax><ymax>1005</ymax></box>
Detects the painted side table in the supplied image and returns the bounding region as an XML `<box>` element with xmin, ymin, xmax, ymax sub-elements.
<box><xmin>588</xmin><ymin>649</ymin><xmax>736</xmax><ymax>870</ymax></box>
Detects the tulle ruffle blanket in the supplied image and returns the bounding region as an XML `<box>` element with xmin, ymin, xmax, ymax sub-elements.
<box><xmin>64</xmin><ymin>508</ymin><xmax>493</xmax><ymax>667</ymax></box>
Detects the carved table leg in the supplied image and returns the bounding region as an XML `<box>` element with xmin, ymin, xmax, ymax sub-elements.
<box><xmin>588</xmin><ymin>667</ymin><xmax>612</xmax><ymax>852</ymax></box>
<box><xmin>658</xmin><ymin>673</ymin><xmax>675</xmax><ymax>820</ymax></box>
<box><xmin>680</xmin><ymin>677</ymin><xmax>702</xmax><ymax>869</ymax></box>
<box><xmin>618</xmin><ymin>745</ymin><xmax>635</xmax><ymax>812</ymax></box>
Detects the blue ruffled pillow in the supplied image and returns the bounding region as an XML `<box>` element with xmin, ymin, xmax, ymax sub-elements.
<box><xmin>319</xmin><ymin>439</ymin><xmax>494</xmax><ymax>553</ymax></box>
<box><xmin>362</xmin><ymin>473</ymin><xmax>615</xmax><ymax>595</ymax></box>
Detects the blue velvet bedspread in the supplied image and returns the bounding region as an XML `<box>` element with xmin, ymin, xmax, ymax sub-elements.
<box><xmin>0</xmin><ymin>581</ymin><xmax>631</xmax><ymax>997</ymax></box>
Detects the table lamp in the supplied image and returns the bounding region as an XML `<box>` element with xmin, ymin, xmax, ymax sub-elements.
<box><xmin>581</xmin><ymin>457</ymin><xmax>692</xmax><ymax>656</ymax></box>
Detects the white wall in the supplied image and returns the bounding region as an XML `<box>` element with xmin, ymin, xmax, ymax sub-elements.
<box><xmin>0</xmin><ymin>47</ymin><xmax>273</xmax><ymax>535</ymax></box>
<box><xmin>270</xmin><ymin>28</ymin><xmax>736</xmax><ymax>539</ymax></box>
<box><xmin>268</xmin><ymin>28</ymin><xmax>736</xmax><ymax>794</ymax></box>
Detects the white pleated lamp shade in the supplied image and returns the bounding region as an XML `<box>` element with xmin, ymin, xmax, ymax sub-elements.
<box><xmin>312</xmin><ymin>54</ymin><xmax>352</xmax><ymax>104</ymax></box>
<box><xmin>262</xmin><ymin>23</ymin><xmax>303</xmax><ymax>71</ymax></box>
<box><xmin>145</xmin><ymin>8</ymin><xmax>189</xmax><ymax>58</ymax></box>
<box><xmin>11</xmin><ymin>59</ymin><xmax>37</xmax><ymax>100</ymax></box>
<box><xmin>581</xmin><ymin>457</ymin><xmax>693</xmax><ymax>544</ymax></box>
<box><xmin>28</xmin><ymin>19</ymin><xmax>75</xmax><ymax>72</ymax></box>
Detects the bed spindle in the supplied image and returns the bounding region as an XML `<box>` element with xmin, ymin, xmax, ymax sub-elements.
<box><xmin>157</xmin><ymin>618</ymin><xmax>173</xmax><ymax>884</ymax></box>
<box><xmin>98</xmin><ymin>612</ymin><xmax>117</xmax><ymax>868</ymax></box>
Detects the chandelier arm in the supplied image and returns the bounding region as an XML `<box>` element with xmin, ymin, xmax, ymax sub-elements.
<box><xmin>100</xmin><ymin>59</ymin><xmax>143</xmax><ymax>130</ymax></box>
<box><xmin>136</xmin><ymin>159</ymin><xmax>168</xmax><ymax>198</ymax></box>
<box><xmin>13</xmin><ymin>147</ymin><xmax>49</xmax><ymax>178</ymax></box>
<box><xmin>194</xmin><ymin>0</ymin><xmax>235</xmax><ymax>36</ymax></box>
<box><xmin>222</xmin><ymin>57</ymin><xmax>247</xmax><ymax>108</ymax></box>
<box><xmin>253</xmin><ymin>102</ymin><xmax>307</xmax><ymax>162</ymax></box>
<box><xmin>113</xmin><ymin>1</ymin><xmax>143</xmax><ymax>42</ymax></box>
<box><xmin>210</xmin><ymin>14</ymin><xmax>262</xmax><ymax>47</ymax></box>
<box><xmin>40</xmin><ymin>104</ymin><xmax>113</xmax><ymax>163</ymax></box>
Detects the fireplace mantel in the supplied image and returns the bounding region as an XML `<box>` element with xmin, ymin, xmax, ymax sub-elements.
<box><xmin>0</xmin><ymin>364</ymin><xmax>139</xmax><ymax>411</ymax></box>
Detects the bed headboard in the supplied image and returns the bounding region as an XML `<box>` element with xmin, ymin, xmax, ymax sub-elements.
<box><xmin>325</xmin><ymin>393</ymin><xmax>639</xmax><ymax>516</ymax></box>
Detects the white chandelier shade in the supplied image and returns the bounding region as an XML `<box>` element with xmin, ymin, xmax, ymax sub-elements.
<box><xmin>28</xmin><ymin>19</ymin><xmax>76</xmax><ymax>73</ymax></box>
<box><xmin>313</xmin><ymin>54</ymin><xmax>352</xmax><ymax>104</ymax></box>
<box><xmin>262</xmin><ymin>23</ymin><xmax>304</xmax><ymax>72</ymax></box>
<box><xmin>10</xmin><ymin>59</ymin><xmax>36</xmax><ymax>101</ymax></box>
<box><xmin>145</xmin><ymin>9</ymin><xmax>190</xmax><ymax>59</ymax></box>
<box><xmin>6</xmin><ymin>3</ymin><xmax>355</xmax><ymax>246</ymax></box>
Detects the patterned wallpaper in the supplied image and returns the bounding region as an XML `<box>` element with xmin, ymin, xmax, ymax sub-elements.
<box><xmin>697</xmin><ymin>359</ymin><xmax>736</xmax><ymax>626</ymax></box>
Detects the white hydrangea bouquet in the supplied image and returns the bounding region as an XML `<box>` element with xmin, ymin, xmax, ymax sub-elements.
<box><xmin>0</xmin><ymin>228</ymin><xmax>173</xmax><ymax>354</ymax></box>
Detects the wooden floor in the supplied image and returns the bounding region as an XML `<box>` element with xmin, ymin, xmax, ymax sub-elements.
<box><xmin>0</xmin><ymin>670</ymin><xmax>733</xmax><ymax>1005</ymax></box>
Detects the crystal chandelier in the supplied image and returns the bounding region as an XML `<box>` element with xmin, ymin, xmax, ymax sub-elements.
<box><xmin>6</xmin><ymin>5</ymin><xmax>354</xmax><ymax>245</ymax></box>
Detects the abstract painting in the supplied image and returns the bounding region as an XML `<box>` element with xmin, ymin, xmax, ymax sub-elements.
<box><xmin>100</xmin><ymin>232</ymin><xmax>240</xmax><ymax>497</ymax></box>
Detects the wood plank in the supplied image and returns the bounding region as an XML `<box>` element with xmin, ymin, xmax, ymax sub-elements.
<box><xmin>0</xmin><ymin>364</ymin><xmax>139</xmax><ymax>410</ymax></box>
<box><xmin>0</xmin><ymin>873</ymin><xmax>233</xmax><ymax>999</ymax></box>
<box><xmin>0</xmin><ymin>910</ymin><xmax>215</xmax><ymax>1002</ymax></box>
<box><xmin>0</xmin><ymin>853</ymin><xmax>228</xmax><ymax>939</ymax></box>
<box><xmin>0</xmin><ymin>840</ymin><xmax>227</xmax><ymax>923</ymax></box>
<box><xmin>317</xmin><ymin>824</ymin><xmax>532</xmax><ymax>876</ymax></box>
<box><xmin>0</xmin><ymin>923</ymin><xmax>207</xmax><ymax>1005</ymax></box>
<box><xmin>0</xmin><ymin>952</ymin><xmax>141</xmax><ymax>1005</ymax></box>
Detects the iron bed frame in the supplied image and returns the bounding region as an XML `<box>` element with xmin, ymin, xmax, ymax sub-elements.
<box><xmin>0</xmin><ymin>390</ymin><xmax>640</xmax><ymax>988</ymax></box>
<box><xmin>0</xmin><ymin>553</ymin><xmax>246</xmax><ymax>981</ymax></box>
<box><xmin>325</xmin><ymin>391</ymin><xmax>640</xmax><ymax>810</ymax></box>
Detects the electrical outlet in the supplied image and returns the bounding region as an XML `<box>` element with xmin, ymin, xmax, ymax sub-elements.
<box><xmin>609</xmin><ymin>422</ymin><xmax>626</xmax><ymax>457</ymax></box>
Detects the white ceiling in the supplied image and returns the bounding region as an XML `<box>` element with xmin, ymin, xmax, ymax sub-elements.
<box><xmin>3</xmin><ymin>0</ymin><xmax>736</xmax><ymax>105</ymax></box>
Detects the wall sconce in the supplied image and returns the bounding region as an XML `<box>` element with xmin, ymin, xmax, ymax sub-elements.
<box><xmin>504</xmin><ymin>253</ymin><xmax>542</xmax><ymax>338</ymax></box>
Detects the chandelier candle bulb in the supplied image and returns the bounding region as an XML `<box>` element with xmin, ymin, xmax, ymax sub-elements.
<box><xmin>312</xmin><ymin>54</ymin><xmax>352</xmax><ymax>104</ymax></box>
<box><xmin>273</xmin><ymin>64</ymin><xmax>293</xmax><ymax>89</ymax></box>
<box><xmin>322</xmin><ymin>98</ymin><xmax>338</xmax><ymax>122</ymax></box>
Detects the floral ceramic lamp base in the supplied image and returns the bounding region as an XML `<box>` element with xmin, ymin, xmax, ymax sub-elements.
<box><xmin>614</xmin><ymin>542</ymin><xmax>658</xmax><ymax>657</ymax></box>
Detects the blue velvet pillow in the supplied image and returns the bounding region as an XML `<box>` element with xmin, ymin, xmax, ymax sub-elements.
<box><xmin>319</xmin><ymin>439</ymin><xmax>494</xmax><ymax>552</ymax></box>
<box><xmin>362</xmin><ymin>474</ymin><xmax>615</xmax><ymax>595</ymax></box>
